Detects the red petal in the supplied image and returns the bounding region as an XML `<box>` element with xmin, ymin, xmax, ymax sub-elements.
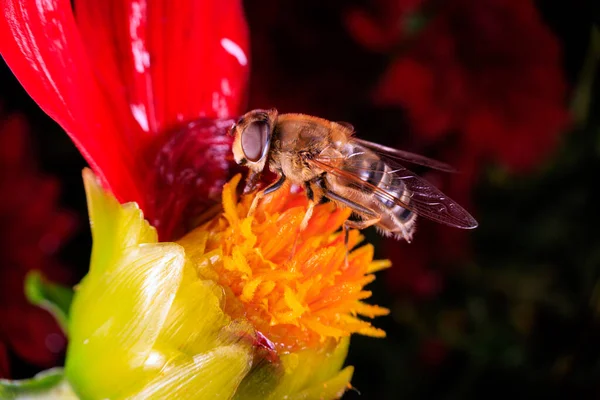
<box><xmin>0</xmin><ymin>0</ymin><xmax>144</xmax><ymax>208</ymax></box>
<box><xmin>74</xmin><ymin>0</ymin><xmax>249</xmax><ymax>134</ymax></box>
<box><xmin>0</xmin><ymin>0</ymin><xmax>249</xmax><ymax>218</ymax></box>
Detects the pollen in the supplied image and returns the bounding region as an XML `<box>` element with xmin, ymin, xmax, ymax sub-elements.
<box><xmin>177</xmin><ymin>174</ymin><xmax>391</xmax><ymax>352</ymax></box>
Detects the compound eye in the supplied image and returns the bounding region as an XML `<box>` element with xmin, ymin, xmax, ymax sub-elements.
<box><xmin>241</xmin><ymin>121</ymin><xmax>269</xmax><ymax>162</ymax></box>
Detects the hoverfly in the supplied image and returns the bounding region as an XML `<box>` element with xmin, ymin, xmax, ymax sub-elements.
<box><xmin>230</xmin><ymin>108</ymin><xmax>478</xmax><ymax>243</ymax></box>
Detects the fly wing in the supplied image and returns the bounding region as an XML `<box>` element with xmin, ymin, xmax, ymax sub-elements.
<box><xmin>352</xmin><ymin>138</ymin><xmax>457</xmax><ymax>173</ymax></box>
<box><xmin>312</xmin><ymin>144</ymin><xmax>478</xmax><ymax>229</ymax></box>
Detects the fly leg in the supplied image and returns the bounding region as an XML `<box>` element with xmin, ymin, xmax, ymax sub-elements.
<box><xmin>289</xmin><ymin>181</ymin><xmax>319</xmax><ymax>258</ymax></box>
<box><xmin>247</xmin><ymin>173</ymin><xmax>286</xmax><ymax>217</ymax></box>
<box><xmin>340</xmin><ymin>215</ymin><xmax>381</xmax><ymax>268</ymax></box>
<box><xmin>243</xmin><ymin>171</ymin><xmax>262</xmax><ymax>195</ymax></box>
<box><xmin>318</xmin><ymin>182</ymin><xmax>381</xmax><ymax>267</ymax></box>
<box><xmin>342</xmin><ymin>217</ymin><xmax>381</xmax><ymax>242</ymax></box>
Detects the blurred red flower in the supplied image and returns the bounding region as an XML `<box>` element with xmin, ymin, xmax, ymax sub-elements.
<box><xmin>0</xmin><ymin>0</ymin><xmax>249</xmax><ymax>240</ymax></box>
<box><xmin>345</xmin><ymin>0</ymin><xmax>425</xmax><ymax>53</ymax></box>
<box><xmin>0</xmin><ymin>342</ymin><xmax>8</xmax><ymax>377</ymax></box>
<box><xmin>0</xmin><ymin>108</ymin><xmax>76</xmax><ymax>378</ymax></box>
<box><xmin>348</xmin><ymin>0</ymin><xmax>570</xmax><ymax>299</ymax></box>
<box><xmin>347</xmin><ymin>0</ymin><xmax>570</xmax><ymax>173</ymax></box>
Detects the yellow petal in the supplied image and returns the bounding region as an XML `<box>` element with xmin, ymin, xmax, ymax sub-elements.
<box><xmin>66</xmin><ymin>243</ymin><xmax>187</xmax><ymax>398</ymax></box>
<box><xmin>82</xmin><ymin>168</ymin><xmax>157</xmax><ymax>277</ymax></box>
<box><xmin>234</xmin><ymin>338</ymin><xmax>351</xmax><ymax>400</ymax></box>
<box><xmin>288</xmin><ymin>366</ymin><xmax>354</xmax><ymax>400</ymax></box>
<box><xmin>130</xmin><ymin>345</ymin><xmax>253</xmax><ymax>400</ymax></box>
<box><xmin>367</xmin><ymin>259</ymin><xmax>392</xmax><ymax>273</ymax></box>
<box><xmin>222</xmin><ymin>174</ymin><xmax>242</xmax><ymax>225</ymax></box>
<box><xmin>67</xmin><ymin>170</ymin><xmax>255</xmax><ymax>400</ymax></box>
<box><xmin>241</xmin><ymin>277</ymin><xmax>263</xmax><ymax>302</ymax></box>
<box><xmin>284</xmin><ymin>286</ymin><xmax>307</xmax><ymax>317</ymax></box>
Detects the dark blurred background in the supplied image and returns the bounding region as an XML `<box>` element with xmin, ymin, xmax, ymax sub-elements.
<box><xmin>2</xmin><ymin>0</ymin><xmax>600</xmax><ymax>398</ymax></box>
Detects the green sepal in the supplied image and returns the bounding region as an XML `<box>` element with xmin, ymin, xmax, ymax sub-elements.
<box><xmin>0</xmin><ymin>368</ymin><xmax>78</xmax><ymax>399</ymax></box>
<box><xmin>24</xmin><ymin>271</ymin><xmax>73</xmax><ymax>335</ymax></box>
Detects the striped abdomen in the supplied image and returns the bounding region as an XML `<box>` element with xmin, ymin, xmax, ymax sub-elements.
<box><xmin>340</xmin><ymin>143</ymin><xmax>417</xmax><ymax>241</ymax></box>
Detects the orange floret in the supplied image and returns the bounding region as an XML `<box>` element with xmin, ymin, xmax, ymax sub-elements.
<box><xmin>178</xmin><ymin>174</ymin><xmax>390</xmax><ymax>352</ymax></box>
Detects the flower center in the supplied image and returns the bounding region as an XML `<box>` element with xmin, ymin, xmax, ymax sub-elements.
<box><xmin>178</xmin><ymin>175</ymin><xmax>390</xmax><ymax>352</ymax></box>
<box><xmin>148</xmin><ymin>118</ymin><xmax>241</xmax><ymax>240</ymax></box>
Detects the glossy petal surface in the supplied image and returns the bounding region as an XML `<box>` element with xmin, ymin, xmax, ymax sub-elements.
<box><xmin>66</xmin><ymin>170</ymin><xmax>254</xmax><ymax>399</ymax></box>
<box><xmin>0</xmin><ymin>0</ymin><xmax>249</xmax><ymax>226</ymax></box>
